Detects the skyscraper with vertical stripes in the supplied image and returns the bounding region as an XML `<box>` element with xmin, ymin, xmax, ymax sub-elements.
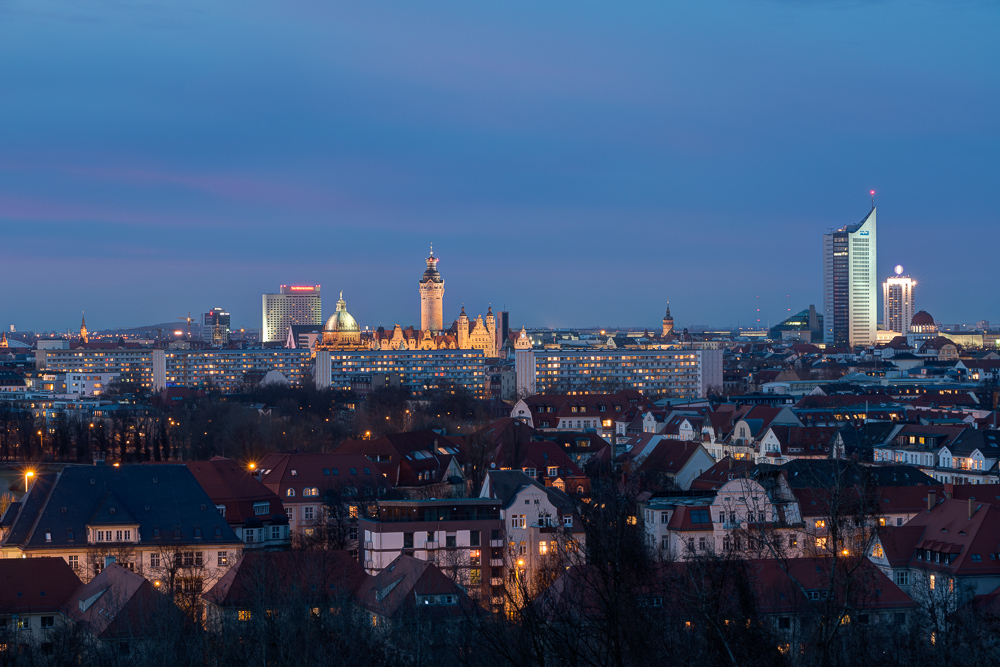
<box><xmin>823</xmin><ymin>207</ymin><xmax>877</xmax><ymax>348</ymax></box>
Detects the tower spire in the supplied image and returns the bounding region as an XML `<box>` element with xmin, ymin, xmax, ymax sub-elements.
<box><xmin>871</xmin><ymin>189</ymin><xmax>875</xmax><ymax>209</ymax></box>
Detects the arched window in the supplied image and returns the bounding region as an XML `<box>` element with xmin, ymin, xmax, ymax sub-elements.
<box><xmin>286</xmin><ymin>488</ymin><xmax>295</xmax><ymax>497</ymax></box>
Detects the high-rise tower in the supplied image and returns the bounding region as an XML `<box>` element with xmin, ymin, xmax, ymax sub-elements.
<box><xmin>823</xmin><ymin>206</ymin><xmax>877</xmax><ymax>347</ymax></box>
<box><xmin>419</xmin><ymin>246</ymin><xmax>444</xmax><ymax>332</ymax></box>
<box><xmin>883</xmin><ymin>265</ymin><xmax>916</xmax><ymax>335</ymax></box>
<box><xmin>261</xmin><ymin>285</ymin><xmax>321</xmax><ymax>343</ymax></box>
<box><xmin>79</xmin><ymin>311</ymin><xmax>89</xmax><ymax>344</ymax></box>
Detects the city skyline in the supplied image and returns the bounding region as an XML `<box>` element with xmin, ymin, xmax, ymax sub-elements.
<box><xmin>3</xmin><ymin>1</ymin><xmax>998</xmax><ymax>330</ymax></box>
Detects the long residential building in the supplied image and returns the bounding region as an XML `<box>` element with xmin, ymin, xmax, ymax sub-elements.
<box><xmin>34</xmin><ymin>347</ymin><xmax>313</xmax><ymax>393</ymax></box>
<box><xmin>514</xmin><ymin>339</ymin><xmax>723</xmax><ymax>398</ymax></box>
<box><xmin>315</xmin><ymin>348</ymin><xmax>487</xmax><ymax>397</ymax></box>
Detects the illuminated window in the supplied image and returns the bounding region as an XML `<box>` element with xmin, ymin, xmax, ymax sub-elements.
<box><xmin>814</xmin><ymin>520</ymin><xmax>826</xmax><ymax>528</ymax></box>
<box><xmin>238</xmin><ymin>610</ymin><xmax>251</xmax><ymax>621</ymax></box>
<box><xmin>929</xmin><ymin>574</ymin><xmax>935</xmax><ymax>590</ymax></box>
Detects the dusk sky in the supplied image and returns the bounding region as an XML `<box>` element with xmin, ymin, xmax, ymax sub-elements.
<box><xmin>2</xmin><ymin>0</ymin><xmax>997</xmax><ymax>333</ymax></box>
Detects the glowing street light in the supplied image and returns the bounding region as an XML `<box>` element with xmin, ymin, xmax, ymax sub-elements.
<box><xmin>24</xmin><ymin>470</ymin><xmax>34</xmax><ymax>493</ymax></box>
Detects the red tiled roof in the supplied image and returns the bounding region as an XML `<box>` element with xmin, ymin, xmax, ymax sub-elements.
<box><xmin>258</xmin><ymin>452</ymin><xmax>389</xmax><ymax>496</ymax></box>
<box><xmin>185</xmin><ymin>457</ymin><xmax>285</xmax><ymax>524</ymax></box>
<box><xmin>0</xmin><ymin>557</ymin><xmax>81</xmax><ymax>613</ymax></box>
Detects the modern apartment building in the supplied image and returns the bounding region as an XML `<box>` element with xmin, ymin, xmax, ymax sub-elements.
<box><xmin>315</xmin><ymin>348</ymin><xmax>487</xmax><ymax>397</ymax></box>
<box><xmin>823</xmin><ymin>207</ymin><xmax>877</xmax><ymax>347</ymax></box>
<box><xmin>261</xmin><ymin>285</ymin><xmax>322</xmax><ymax>343</ymax></box>
<box><xmin>514</xmin><ymin>343</ymin><xmax>723</xmax><ymax>398</ymax></box>
<box><xmin>358</xmin><ymin>498</ymin><xmax>504</xmax><ymax>605</ymax></box>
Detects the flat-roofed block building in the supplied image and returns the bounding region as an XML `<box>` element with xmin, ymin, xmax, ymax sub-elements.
<box><xmin>315</xmin><ymin>348</ymin><xmax>486</xmax><ymax>397</ymax></box>
<box><xmin>514</xmin><ymin>346</ymin><xmax>723</xmax><ymax>399</ymax></box>
<box><xmin>262</xmin><ymin>285</ymin><xmax>321</xmax><ymax>343</ymax></box>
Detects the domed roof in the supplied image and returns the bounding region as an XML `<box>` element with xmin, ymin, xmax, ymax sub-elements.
<box><xmin>324</xmin><ymin>292</ymin><xmax>360</xmax><ymax>333</ymax></box>
<box><xmin>911</xmin><ymin>310</ymin><xmax>935</xmax><ymax>326</ymax></box>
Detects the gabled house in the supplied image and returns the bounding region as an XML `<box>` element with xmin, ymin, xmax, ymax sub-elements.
<box><xmin>510</xmin><ymin>391</ymin><xmax>651</xmax><ymax>440</ymax></box>
<box><xmin>756</xmin><ymin>426</ymin><xmax>839</xmax><ymax>464</ymax></box>
<box><xmin>356</xmin><ymin>555</ymin><xmax>474</xmax><ymax>627</ymax></box>
<box><xmin>0</xmin><ymin>557</ymin><xmax>81</xmax><ymax>644</ymax></box>
<box><xmin>68</xmin><ymin>563</ymin><xmax>187</xmax><ymax>649</ymax></box>
<box><xmin>186</xmin><ymin>457</ymin><xmax>289</xmax><ymax>550</ymax></box>
<box><xmin>869</xmin><ymin>498</ymin><xmax>1000</xmax><ymax>601</ymax></box>
<box><xmin>257</xmin><ymin>452</ymin><xmax>390</xmax><ymax>554</ymax></box>
<box><xmin>203</xmin><ymin>550</ymin><xmax>368</xmax><ymax>628</ymax></box>
<box><xmin>336</xmin><ymin>430</ymin><xmax>466</xmax><ymax>495</ymax></box>
<box><xmin>480</xmin><ymin>470</ymin><xmax>584</xmax><ymax>594</ymax></box>
<box><xmin>621</xmin><ymin>436</ymin><xmax>716</xmax><ymax>491</ymax></box>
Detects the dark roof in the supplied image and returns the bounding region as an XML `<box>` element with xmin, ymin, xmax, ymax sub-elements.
<box><xmin>483</xmin><ymin>470</ymin><xmax>576</xmax><ymax>511</ymax></box>
<box><xmin>759</xmin><ymin>460</ymin><xmax>938</xmax><ymax>489</ymax></box>
<box><xmin>204</xmin><ymin>550</ymin><xmax>368</xmax><ymax>607</ymax></box>
<box><xmin>0</xmin><ymin>557</ymin><xmax>82</xmax><ymax>614</ymax></box>
<box><xmin>355</xmin><ymin>555</ymin><xmax>469</xmax><ymax>620</ymax></box>
<box><xmin>68</xmin><ymin>564</ymin><xmax>185</xmax><ymax>639</ymax></box>
<box><xmin>2</xmin><ymin>464</ymin><xmax>242</xmax><ymax>551</ymax></box>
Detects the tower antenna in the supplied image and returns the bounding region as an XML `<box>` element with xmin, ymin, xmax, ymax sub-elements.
<box><xmin>870</xmin><ymin>189</ymin><xmax>875</xmax><ymax>208</ymax></box>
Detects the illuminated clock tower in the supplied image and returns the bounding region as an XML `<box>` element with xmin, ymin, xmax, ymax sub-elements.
<box><xmin>419</xmin><ymin>246</ymin><xmax>445</xmax><ymax>332</ymax></box>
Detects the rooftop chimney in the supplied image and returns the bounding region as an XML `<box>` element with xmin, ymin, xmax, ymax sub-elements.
<box><xmin>927</xmin><ymin>491</ymin><xmax>936</xmax><ymax>512</ymax></box>
<box><xmin>969</xmin><ymin>498</ymin><xmax>975</xmax><ymax>520</ymax></box>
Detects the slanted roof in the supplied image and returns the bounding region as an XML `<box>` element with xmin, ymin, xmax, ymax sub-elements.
<box><xmin>68</xmin><ymin>564</ymin><xmax>183</xmax><ymax>639</ymax></box>
<box><xmin>89</xmin><ymin>492</ymin><xmax>138</xmax><ymax>526</ymax></box>
<box><xmin>0</xmin><ymin>557</ymin><xmax>81</xmax><ymax>614</ymax></box>
<box><xmin>2</xmin><ymin>464</ymin><xmax>242</xmax><ymax>551</ymax></box>
<box><xmin>185</xmin><ymin>457</ymin><xmax>285</xmax><ymax>525</ymax></box>
<box><xmin>204</xmin><ymin>550</ymin><xmax>368</xmax><ymax>607</ymax></box>
<box><xmin>355</xmin><ymin>555</ymin><xmax>469</xmax><ymax>620</ymax></box>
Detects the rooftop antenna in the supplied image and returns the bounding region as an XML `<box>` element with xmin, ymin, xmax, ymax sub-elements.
<box><xmin>870</xmin><ymin>189</ymin><xmax>875</xmax><ymax>209</ymax></box>
<box><xmin>756</xmin><ymin>295</ymin><xmax>761</xmax><ymax>329</ymax></box>
<box><xmin>787</xmin><ymin>294</ymin><xmax>791</xmax><ymax>316</ymax></box>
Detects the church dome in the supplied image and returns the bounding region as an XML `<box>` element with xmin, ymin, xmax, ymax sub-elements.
<box><xmin>324</xmin><ymin>292</ymin><xmax>360</xmax><ymax>333</ymax></box>
<box><xmin>910</xmin><ymin>310</ymin><xmax>934</xmax><ymax>327</ymax></box>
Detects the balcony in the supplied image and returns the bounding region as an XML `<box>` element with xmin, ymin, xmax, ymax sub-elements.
<box><xmin>424</xmin><ymin>541</ymin><xmax>439</xmax><ymax>550</ymax></box>
<box><xmin>364</xmin><ymin>541</ymin><xmax>374</xmax><ymax>551</ymax></box>
<box><xmin>490</xmin><ymin>559</ymin><xmax>504</xmax><ymax>567</ymax></box>
<box><xmin>490</xmin><ymin>539</ymin><xmax>504</xmax><ymax>548</ymax></box>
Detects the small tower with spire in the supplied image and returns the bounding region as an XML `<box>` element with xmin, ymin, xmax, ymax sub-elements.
<box><xmin>457</xmin><ymin>306</ymin><xmax>469</xmax><ymax>348</ymax></box>
<box><xmin>80</xmin><ymin>311</ymin><xmax>89</xmax><ymax>344</ymax></box>
<box><xmin>662</xmin><ymin>303</ymin><xmax>674</xmax><ymax>337</ymax></box>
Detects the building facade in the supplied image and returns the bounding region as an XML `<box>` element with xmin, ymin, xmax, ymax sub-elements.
<box><xmin>315</xmin><ymin>348</ymin><xmax>487</xmax><ymax>397</ymax></box>
<box><xmin>261</xmin><ymin>285</ymin><xmax>321</xmax><ymax>343</ymax></box>
<box><xmin>515</xmin><ymin>346</ymin><xmax>723</xmax><ymax>399</ymax></box>
<box><xmin>823</xmin><ymin>206</ymin><xmax>877</xmax><ymax>347</ymax></box>
<box><xmin>202</xmin><ymin>308</ymin><xmax>231</xmax><ymax>346</ymax></box>
<box><xmin>883</xmin><ymin>266</ymin><xmax>916</xmax><ymax>335</ymax></box>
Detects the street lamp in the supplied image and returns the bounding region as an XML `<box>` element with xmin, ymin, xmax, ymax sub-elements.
<box><xmin>24</xmin><ymin>470</ymin><xmax>34</xmax><ymax>493</ymax></box>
